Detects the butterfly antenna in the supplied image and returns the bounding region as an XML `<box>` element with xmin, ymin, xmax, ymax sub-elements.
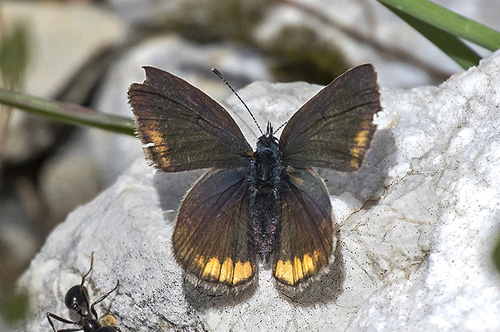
<box><xmin>273</xmin><ymin>121</ymin><xmax>287</xmax><ymax>135</ymax></box>
<box><xmin>212</xmin><ymin>68</ymin><xmax>263</xmax><ymax>135</ymax></box>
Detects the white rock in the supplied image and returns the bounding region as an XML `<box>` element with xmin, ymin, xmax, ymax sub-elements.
<box><xmin>16</xmin><ymin>51</ymin><xmax>500</xmax><ymax>331</ymax></box>
<box><xmin>109</xmin><ymin>0</ymin><xmax>498</xmax><ymax>88</ymax></box>
<box><xmin>38</xmin><ymin>135</ymin><xmax>104</xmax><ymax>222</ymax></box>
<box><xmin>2</xmin><ymin>1</ymin><xmax>125</xmax><ymax>98</ymax></box>
<box><xmin>108</xmin><ymin>0</ymin><xmax>182</xmax><ymax>25</ymax></box>
<box><xmin>1</xmin><ymin>1</ymin><xmax>126</xmax><ymax>163</ymax></box>
<box><xmin>254</xmin><ymin>0</ymin><xmax>498</xmax><ymax>89</ymax></box>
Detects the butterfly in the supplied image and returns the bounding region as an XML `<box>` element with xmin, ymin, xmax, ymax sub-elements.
<box><xmin>128</xmin><ymin>64</ymin><xmax>381</xmax><ymax>290</ymax></box>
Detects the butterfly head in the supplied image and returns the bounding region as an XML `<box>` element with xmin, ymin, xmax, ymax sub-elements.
<box><xmin>257</xmin><ymin>122</ymin><xmax>279</xmax><ymax>151</ymax></box>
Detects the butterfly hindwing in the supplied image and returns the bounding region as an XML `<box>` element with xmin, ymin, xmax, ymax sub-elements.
<box><xmin>273</xmin><ymin>167</ymin><xmax>335</xmax><ymax>287</ymax></box>
<box><xmin>128</xmin><ymin>67</ymin><xmax>253</xmax><ymax>172</ymax></box>
<box><xmin>279</xmin><ymin>64</ymin><xmax>380</xmax><ymax>171</ymax></box>
<box><xmin>173</xmin><ymin>168</ymin><xmax>256</xmax><ymax>288</ymax></box>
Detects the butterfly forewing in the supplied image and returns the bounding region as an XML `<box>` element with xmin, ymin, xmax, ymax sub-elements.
<box><xmin>279</xmin><ymin>64</ymin><xmax>381</xmax><ymax>171</ymax></box>
<box><xmin>173</xmin><ymin>168</ymin><xmax>256</xmax><ymax>288</ymax></box>
<box><xmin>273</xmin><ymin>168</ymin><xmax>335</xmax><ymax>287</ymax></box>
<box><xmin>128</xmin><ymin>67</ymin><xmax>253</xmax><ymax>172</ymax></box>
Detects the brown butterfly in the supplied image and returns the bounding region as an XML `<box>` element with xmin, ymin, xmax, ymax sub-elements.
<box><xmin>128</xmin><ymin>64</ymin><xmax>381</xmax><ymax>290</ymax></box>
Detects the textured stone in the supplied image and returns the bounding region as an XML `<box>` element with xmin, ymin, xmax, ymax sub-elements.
<box><xmin>15</xmin><ymin>51</ymin><xmax>500</xmax><ymax>332</ymax></box>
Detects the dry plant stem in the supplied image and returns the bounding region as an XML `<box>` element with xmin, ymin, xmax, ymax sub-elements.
<box><xmin>0</xmin><ymin>87</ymin><xmax>14</xmax><ymax>180</ymax></box>
<box><xmin>279</xmin><ymin>0</ymin><xmax>451</xmax><ymax>81</ymax></box>
<box><xmin>0</xmin><ymin>104</ymin><xmax>13</xmax><ymax>177</ymax></box>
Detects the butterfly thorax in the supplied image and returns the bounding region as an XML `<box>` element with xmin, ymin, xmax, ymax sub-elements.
<box><xmin>255</xmin><ymin>132</ymin><xmax>280</xmax><ymax>185</ymax></box>
<box><xmin>252</xmin><ymin>124</ymin><xmax>281</xmax><ymax>262</ymax></box>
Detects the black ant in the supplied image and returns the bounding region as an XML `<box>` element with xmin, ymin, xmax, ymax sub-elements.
<box><xmin>46</xmin><ymin>253</ymin><xmax>121</xmax><ymax>332</ymax></box>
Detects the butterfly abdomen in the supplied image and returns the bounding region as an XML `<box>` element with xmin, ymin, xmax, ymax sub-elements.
<box><xmin>252</xmin><ymin>132</ymin><xmax>281</xmax><ymax>261</ymax></box>
<box><xmin>251</xmin><ymin>186</ymin><xmax>279</xmax><ymax>261</ymax></box>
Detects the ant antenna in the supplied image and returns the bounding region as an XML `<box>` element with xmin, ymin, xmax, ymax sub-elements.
<box><xmin>212</xmin><ymin>68</ymin><xmax>263</xmax><ymax>135</ymax></box>
<box><xmin>273</xmin><ymin>121</ymin><xmax>287</xmax><ymax>135</ymax></box>
<box><xmin>81</xmin><ymin>252</ymin><xmax>94</xmax><ymax>285</ymax></box>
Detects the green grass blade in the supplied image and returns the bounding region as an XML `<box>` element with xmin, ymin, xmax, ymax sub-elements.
<box><xmin>494</xmin><ymin>234</ymin><xmax>500</xmax><ymax>274</ymax></box>
<box><xmin>378</xmin><ymin>0</ymin><xmax>500</xmax><ymax>52</ymax></box>
<box><xmin>0</xmin><ymin>22</ymin><xmax>30</xmax><ymax>88</ymax></box>
<box><xmin>382</xmin><ymin>4</ymin><xmax>481</xmax><ymax>69</ymax></box>
<box><xmin>0</xmin><ymin>88</ymin><xmax>135</xmax><ymax>136</ymax></box>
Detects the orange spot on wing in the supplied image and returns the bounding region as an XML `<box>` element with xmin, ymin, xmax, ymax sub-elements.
<box><xmin>233</xmin><ymin>261</ymin><xmax>253</xmax><ymax>285</ymax></box>
<box><xmin>288</xmin><ymin>173</ymin><xmax>304</xmax><ymax>186</ymax></box>
<box><xmin>302</xmin><ymin>253</ymin><xmax>317</xmax><ymax>276</ymax></box>
<box><xmin>293</xmin><ymin>256</ymin><xmax>304</xmax><ymax>281</ymax></box>
<box><xmin>219</xmin><ymin>258</ymin><xmax>234</xmax><ymax>284</ymax></box>
<box><xmin>143</xmin><ymin>128</ymin><xmax>171</xmax><ymax>167</ymax></box>
<box><xmin>349</xmin><ymin>127</ymin><xmax>370</xmax><ymax>168</ymax></box>
<box><xmin>202</xmin><ymin>257</ymin><xmax>221</xmax><ymax>280</ymax></box>
<box><xmin>275</xmin><ymin>260</ymin><xmax>294</xmax><ymax>285</ymax></box>
<box><xmin>275</xmin><ymin>250</ymin><xmax>326</xmax><ymax>286</ymax></box>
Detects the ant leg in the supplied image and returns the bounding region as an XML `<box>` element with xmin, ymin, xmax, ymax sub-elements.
<box><xmin>46</xmin><ymin>312</ymin><xmax>79</xmax><ymax>332</ymax></box>
<box><xmin>90</xmin><ymin>280</ymin><xmax>119</xmax><ymax>319</ymax></box>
